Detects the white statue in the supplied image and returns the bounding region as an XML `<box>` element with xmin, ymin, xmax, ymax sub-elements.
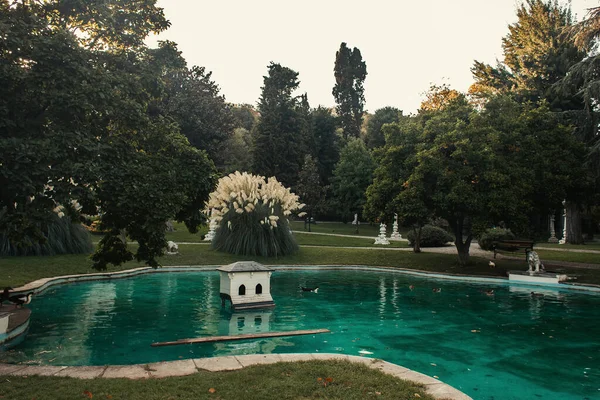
<box><xmin>204</xmin><ymin>209</ymin><xmax>217</xmax><ymax>242</ymax></box>
<box><xmin>374</xmin><ymin>223</ymin><xmax>390</xmax><ymax>245</ymax></box>
<box><xmin>166</xmin><ymin>241</ymin><xmax>179</xmax><ymax>255</ymax></box>
<box><xmin>351</xmin><ymin>213</ymin><xmax>359</xmax><ymax>225</ymax></box>
<box><xmin>559</xmin><ymin>200</ymin><xmax>567</xmax><ymax>245</ymax></box>
<box><xmin>390</xmin><ymin>213</ymin><xmax>402</xmax><ymax>240</ymax></box>
<box><xmin>527</xmin><ymin>251</ymin><xmax>544</xmax><ymax>273</ymax></box>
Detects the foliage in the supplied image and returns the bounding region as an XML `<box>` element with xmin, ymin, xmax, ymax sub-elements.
<box><xmin>296</xmin><ymin>155</ymin><xmax>324</xmax><ymax>231</ymax></box>
<box><xmin>220</xmin><ymin>127</ymin><xmax>254</xmax><ymax>174</ymax></box>
<box><xmin>366</xmin><ymin>89</ymin><xmax>586</xmax><ymax>264</ymax></box>
<box><xmin>364</xmin><ymin>107</ymin><xmax>402</xmax><ymax>149</ymax></box>
<box><xmin>0</xmin><ymin>1</ymin><xmax>216</xmax><ymax>268</ymax></box>
<box><xmin>478</xmin><ymin>228</ymin><xmax>516</xmax><ymax>251</ymax></box>
<box><xmin>333</xmin><ymin>42</ymin><xmax>367</xmax><ymax>139</ymax></box>
<box><xmin>252</xmin><ymin>63</ymin><xmax>311</xmax><ymax>188</ymax></box>
<box><xmin>419</xmin><ymin>84</ymin><xmax>462</xmax><ymax>111</ymax></box>
<box><xmin>150</xmin><ymin>41</ymin><xmax>235</xmax><ymax>170</ymax></box>
<box><xmin>231</xmin><ymin>103</ymin><xmax>258</xmax><ymax>131</ymax></box>
<box><xmin>331</xmin><ymin>139</ymin><xmax>374</xmax><ymax>223</ymax></box>
<box><xmin>0</xmin><ymin>211</ymin><xmax>92</xmax><ymax>256</ymax></box>
<box><xmin>312</xmin><ymin>107</ymin><xmax>340</xmax><ymax>186</ymax></box>
<box><xmin>406</xmin><ymin>225</ymin><xmax>453</xmax><ymax>247</ymax></box>
<box><xmin>206</xmin><ymin>172</ymin><xmax>304</xmax><ymax>256</ymax></box>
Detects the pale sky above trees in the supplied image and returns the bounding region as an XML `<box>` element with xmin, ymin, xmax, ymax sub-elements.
<box><xmin>147</xmin><ymin>0</ymin><xmax>598</xmax><ymax>113</ymax></box>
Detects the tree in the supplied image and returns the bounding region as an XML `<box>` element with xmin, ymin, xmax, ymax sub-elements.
<box><xmin>470</xmin><ymin>0</ymin><xmax>584</xmax><ymax>108</ymax></box>
<box><xmin>333</xmin><ymin>42</ymin><xmax>367</xmax><ymax>139</ymax></box>
<box><xmin>296</xmin><ymin>155</ymin><xmax>323</xmax><ymax>232</ymax></box>
<box><xmin>0</xmin><ymin>1</ymin><xmax>216</xmax><ymax>269</ymax></box>
<box><xmin>252</xmin><ymin>62</ymin><xmax>309</xmax><ymax>188</ymax></box>
<box><xmin>311</xmin><ymin>107</ymin><xmax>340</xmax><ymax>186</ymax></box>
<box><xmin>470</xmin><ymin>0</ymin><xmax>593</xmax><ymax>244</ymax></box>
<box><xmin>220</xmin><ymin>127</ymin><xmax>254</xmax><ymax>174</ymax></box>
<box><xmin>231</xmin><ymin>104</ymin><xmax>258</xmax><ymax>131</ymax></box>
<box><xmin>149</xmin><ymin>41</ymin><xmax>235</xmax><ymax>171</ymax></box>
<box><xmin>364</xmin><ymin>118</ymin><xmax>428</xmax><ymax>252</ymax></box>
<box><xmin>364</xmin><ymin>107</ymin><xmax>402</xmax><ymax>149</ymax></box>
<box><xmin>331</xmin><ymin>139</ymin><xmax>374</xmax><ymax>232</ymax></box>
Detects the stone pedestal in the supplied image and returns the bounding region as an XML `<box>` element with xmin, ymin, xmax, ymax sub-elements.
<box><xmin>547</xmin><ymin>215</ymin><xmax>559</xmax><ymax>243</ymax></box>
<box><xmin>390</xmin><ymin>213</ymin><xmax>402</xmax><ymax>240</ymax></box>
<box><xmin>374</xmin><ymin>223</ymin><xmax>390</xmax><ymax>245</ymax></box>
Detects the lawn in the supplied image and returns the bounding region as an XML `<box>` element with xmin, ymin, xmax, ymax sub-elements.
<box><xmin>293</xmin><ymin>231</ymin><xmax>409</xmax><ymax>248</ymax></box>
<box><xmin>2</xmin><ymin>242</ymin><xmax>600</xmax><ymax>288</ymax></box>
<box><xmin>289</xmin><ymin>220</ymin><xmax>411</xmax><ymax>237</ymax></box>
<box><xmin>0</xmin><ymin>360</ymin><xmax>436</xmax><ymax>400</ymax></box>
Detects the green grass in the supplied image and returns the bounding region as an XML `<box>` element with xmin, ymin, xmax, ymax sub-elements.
<box><xmin>0</xmin><ymin>360</ymin><xmax>435</xmax><ymax>400</ymax></box>
<box><xmin>294</xmin><ymin>232</ymin><xmax>409</xmax><ymax>248</ymax></box>
<box><xmin>536</xmin><ymin>242</ymin><xmax>600</xmax><ymax>250</ymax></box>
<box><xmin>289</xmin><ymin>221</ymin><xmax>410</xmax><ymax>237</ymax></box>
<box><xmin>534</xmin><ymin>250</ymin><xmax>600</xmax><ymax>264</ymax></box>
<box><xmin>3</xmin><ymin>243</ymin><xmax>600</xmax><ymax>287</ymax></box>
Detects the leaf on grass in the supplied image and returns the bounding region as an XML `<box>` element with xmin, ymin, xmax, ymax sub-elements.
<box><xmin>106</xmin><ymin>396</ymin><xmax>113</xmax><ymax>399</ymax></box>
<box><xmin>316</xmin><ymin>377</ymin><xmax>322</xmax><ymax>382</ymax></box>
<box><xmin>83</xmin><ymin>390</ymin><xmax>93</xmax><ymax>399</ymax></box>
<box><xmin>414</xmin><ymin>394</ymin><xmax>421</xmax><ymax>398</ymax></box>
<box><xmin>325</xmin><ymin>377</ymin><xmax>333</xmax><ymax>383</ymax></box>
<box><xmin>208</xmin><ymin>388</ymin><xmax>216</xmax><ymax>394</ymax></box>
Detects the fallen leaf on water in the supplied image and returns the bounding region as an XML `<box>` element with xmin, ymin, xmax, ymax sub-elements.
<box><xmin>430</xmin><ymin>363</ymin><xmax>437</xmax><ymax>366</ymax></box>
<box><xmin>434</xmin><ymin>375</ymin><xmax>439</xmax><ymax>379</ymax></box>
<box><xmin>83</xmin><ymin>391</ymin><xmax>93</xmax><ymax>399</ymax></box>
<box><xmin>471</xmin><ymin>330</ymin><xmax>480</xmax><ymax>333</ymax></box>
<box><xmin>208</xmin><ymin>388</ymin><xmax>216</xmax><ymax>394</ymax></box>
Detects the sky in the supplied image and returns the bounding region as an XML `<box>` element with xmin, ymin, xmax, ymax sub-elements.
<box><xmin>147</xmin><ymin>0</ymin><xmax>599</xmax><ymax>114</ymax></box>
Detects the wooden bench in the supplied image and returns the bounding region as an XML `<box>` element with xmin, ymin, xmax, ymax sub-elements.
<box><xmin>492</xmin><ymin>240</ymin><xmax>535</xmax><ymax>260</ymax></box>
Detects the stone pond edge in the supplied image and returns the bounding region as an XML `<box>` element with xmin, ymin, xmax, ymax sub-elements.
<box><xmin>0</xmin><ymin>354</ymin><xmax>472</xmax><ymax>400</ymax></box>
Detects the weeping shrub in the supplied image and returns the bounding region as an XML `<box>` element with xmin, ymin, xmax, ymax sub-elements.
<box><xmin>478</xmin><ymin>227</ymin><xmax>516</xmax><ymax>251</ymax></box>
<box><xmin>206</xmin><ymin>172</ymin><xmax>305</xmax><ymax>257</ymax></box>
<box><xmin>0</xmin><ymin>210</ymin><xmax>94</xmax><ymax>256</ymax></box>
<box><xmin>406</xmin><ymin>224</ymin><xmax>453</xmax><ymax>247</ymax></box>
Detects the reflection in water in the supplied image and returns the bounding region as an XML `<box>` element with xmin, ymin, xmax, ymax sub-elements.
<box><xmin>219</xmin><ymin>310</ymin><xmax>272</xmax><ymax>336</ymax></box>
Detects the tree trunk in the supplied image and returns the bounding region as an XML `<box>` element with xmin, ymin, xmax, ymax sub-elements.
<box><xmin>566</xmin><ymin>202</ymin><xmax>584</xmax><ymax>244</ymax></box>
<box><xmin>308</xmin><ymin>210</ymin><xmax>312</xmax><ymax>233</ymax></box>
<box><xmin>452</xmin><ymin>216</ymin><xmax>472</xmax><ymax>266</ymax></box>
<box><xmin>412</xmin><ymin>226</ymin><xmax>422</xmax><ymax>253</ymax></box>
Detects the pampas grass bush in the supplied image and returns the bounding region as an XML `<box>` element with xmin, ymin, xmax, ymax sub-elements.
<box><xmin>206</xmin><ymin>172</ymin><xmax>305</xmax><ymax>257</ymax></box>
<box><xmin>0</xmin><ymin>208</ymin><xmax>94</xmax><ymax>256</ymax></box>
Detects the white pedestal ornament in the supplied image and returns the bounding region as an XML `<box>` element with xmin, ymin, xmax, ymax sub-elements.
<box><xmin>374</xmin><ymin>223</ymin><xmax>390</xmax><ymax>245</ymax></box>
<box><xmin>390</xmin><ymin>213</ymin><xmax>402</xmax><ymax>240</ymax></box>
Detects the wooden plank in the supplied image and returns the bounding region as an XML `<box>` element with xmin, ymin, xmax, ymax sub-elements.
<box><xmin>151</xmin><ymin>328</ymin><xmax>330</xmax><ymax>347</ymax></box>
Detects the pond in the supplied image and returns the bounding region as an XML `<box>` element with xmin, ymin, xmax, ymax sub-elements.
<box><xmin>1</xmin><ymin>268</ymin><xmax>599</xmax><ymax>400</ymax></box>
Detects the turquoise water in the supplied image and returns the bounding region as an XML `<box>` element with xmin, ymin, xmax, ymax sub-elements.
<box><xmin>1</xmin><ymin>269</ymin><xmax>599</xmax><ymax>400</ymax></box>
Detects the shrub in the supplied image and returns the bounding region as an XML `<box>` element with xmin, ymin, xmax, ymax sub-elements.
<box><xmin>406</xmin><ymin>225</ymin><xmax>454</xmax><ymax>247</ymax></box>
<box><xmin>478</xmin><ymin>227</ymin><xmax>516</xmax><ymax>251</ymax></box>
<box><xmin>0</xmin><ymin>211</ymin><xmax>94</xmax><ymax>256</ymax></box>
<box><xmin>205</xmin><ymin>172</ymin><xmax>305</xmax><ymax>257</ymax></box>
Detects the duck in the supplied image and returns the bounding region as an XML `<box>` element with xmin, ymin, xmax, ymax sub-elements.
<box><xmin>1</xmin><ymin>287</ymin><xmax>12</xmax><ymax>307</ymax></box>
<box><xmin>484</xmin><ymin>289</ymin><xmax>495</xmax><ymax>296</ymax></box>
<box><xmin>301</xmin><ymin>286</ymin><xmax>319</xmax><ymax>293</ymax></box>
<box><xmin>432</xmin><ymin>288</ymin><xmax>442</xmax><ymax>293</ymax></box>
<box><xmin>9</xmin><ymin>292</ymin><xmax>33</xmax><ymax>308</ymax></box>
<box><xmin>409</xmin><ymin>285</ymin><xmax>415</xmax><ymax>291</ymax></box>
<box><xmin>530</xmin><ymin>291</ymin><xmax>544</xmax><ymax>298</ymax></box>
<box><xmin>489</xmin><ymin>261</ymin><xmax>496</xmax><ymax>268</ymax></box>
